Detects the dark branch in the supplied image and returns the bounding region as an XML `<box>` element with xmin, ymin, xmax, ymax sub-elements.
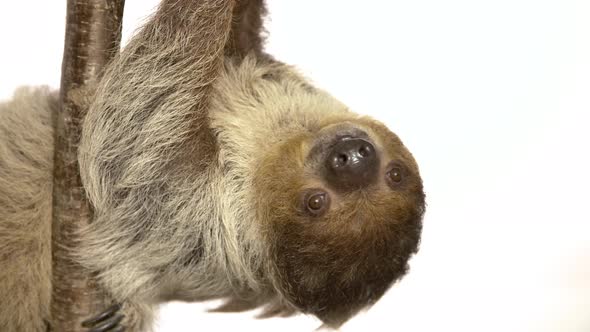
<box><xmin>51</xmin><ymin>0</ymin><xmax>125</xmax><ymax>330</ymax></box>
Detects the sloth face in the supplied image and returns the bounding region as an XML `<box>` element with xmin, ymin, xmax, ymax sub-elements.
<box><xmin>254</xmin><ymin>117</ymin><xmax>425</xmax><ymax>326</ymax></box>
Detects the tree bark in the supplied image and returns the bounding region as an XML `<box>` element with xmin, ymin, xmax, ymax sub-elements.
<box><xmin>51</xmin><ymin>1</ymin><xmax>125</xmax><ymax>331</ymax></box>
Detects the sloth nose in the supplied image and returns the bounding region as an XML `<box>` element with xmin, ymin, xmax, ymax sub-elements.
<box><xmin>325</xmin><ymin>138</ymin><xmax>379</xmax><ymax>191</ymax></box>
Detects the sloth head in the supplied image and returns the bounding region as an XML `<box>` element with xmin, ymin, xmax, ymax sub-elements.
<box><xmin>211</xmin><ymin>59</ymin><xmax>426</xmax><ymax>326</ymax></box>
<box><xmin>254</xmin><ymin>119</ymin><xmax>424</xmax><ymax>325</ymax></box>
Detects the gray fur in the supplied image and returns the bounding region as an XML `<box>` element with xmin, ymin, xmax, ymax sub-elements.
<box><xmin>0</xmin><ymin>87</ymin><xmax>57</xmax><ymax>331</ymax></box>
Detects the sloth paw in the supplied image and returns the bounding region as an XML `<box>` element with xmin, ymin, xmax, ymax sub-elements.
<box><xmin>82</xmin><ymin>303</ymin><xmax>126</xmax><ymax>332</ymax></box>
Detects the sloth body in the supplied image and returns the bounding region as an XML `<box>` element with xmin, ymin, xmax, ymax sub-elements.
<box><xmin>0</xmin><ymin>1</ymin><xmax>424</xmax><ymax>331</ymax></box>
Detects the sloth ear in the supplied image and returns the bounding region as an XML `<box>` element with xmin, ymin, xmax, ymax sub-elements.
<box><xmin>225</xmin><ymin>0</ymin><xmax>268</xmax><ymax>58</ymax></box>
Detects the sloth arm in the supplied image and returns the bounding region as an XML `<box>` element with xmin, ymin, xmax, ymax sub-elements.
<box><xmin>79</xmin><ymin>0</ymin><xmax>268</xmax><ymax>331</ymax></box>
<box><xmin>226</xmin><ymin>0</ymin><xmax>267</xmax><ymax>57</ymax></box>
<box><xmin>0</xmin><ymin>1</ymin><xmax>269</xmax><ymax>331</ymax></box>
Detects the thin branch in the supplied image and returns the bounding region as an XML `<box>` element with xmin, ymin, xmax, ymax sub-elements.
<box><xmin>51</xmin><ymin>1</ymin><xmax>125</xmax><ymax>331</ymax></box>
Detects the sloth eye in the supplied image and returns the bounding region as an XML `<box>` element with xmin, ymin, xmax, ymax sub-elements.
<box><xmin>386</xmin><ymin>162</ymin><xmax>405</xmax><ymax>188</ymax></box>
<box><xmin>308</xmin><ymin>194</ymin><xmax>326</xmax><ymax>210</ymax></box>
<box><xmin>388</xmin><ymin>167</ymin><xmax>403</xmax><ymax>183</ymax></box>
<box><xmin>303</xmin><ymin>190</ymin><xmax>330</xmax><ymax>217</ymax></box>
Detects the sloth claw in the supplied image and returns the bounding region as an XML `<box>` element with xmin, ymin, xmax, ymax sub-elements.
<box><xmin>82</xmin><ymin>303</ymin><xmax>125</xmax><ymax>332</ymax></box>
<box><xmin>86</xmin><ymin>315</ymin><xmax>124</xmax><ymax>332</ymax></box>
<box><xmin>82</xmin><ymin>303</ymin><xmax>120</xmax><ymax>327</ymax></box>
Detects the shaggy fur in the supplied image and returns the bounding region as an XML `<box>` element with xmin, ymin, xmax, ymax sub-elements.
<box><xmin>0</xmin><ymin>87</ymin><xmax>57</xmax><ymax>331</ymax></box>
<box><xmin>0</xmin><ymin>0</ymin><xmax>425</xmax><ymax>330</ymax></box>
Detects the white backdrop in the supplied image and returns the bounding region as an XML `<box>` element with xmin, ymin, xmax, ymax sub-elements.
<box><xmin>1</xmin><ymin>1</ymin><xmax>589</xmax><ymax>331</ymax></box>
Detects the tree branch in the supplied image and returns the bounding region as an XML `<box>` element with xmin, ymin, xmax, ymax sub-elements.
<box><xmin>51</xmin><ymin>1</ymin><xmax>125</xmax><ymax>330</ymax></box>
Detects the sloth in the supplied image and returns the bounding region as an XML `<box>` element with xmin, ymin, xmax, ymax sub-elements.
<box><xmin>0</xmin><ymin>0</ymin><xmax>425</xmax><ymax>331</ymax></box>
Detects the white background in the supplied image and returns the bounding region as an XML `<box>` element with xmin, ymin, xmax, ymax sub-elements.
<box><xmin>1</xmin><ymin>1</ymin><xmax>589</xmax><ymax>331</ymax></box>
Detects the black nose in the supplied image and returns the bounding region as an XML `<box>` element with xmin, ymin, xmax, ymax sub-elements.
<box><xmin>324</xmin><ymin>138</ymin><xmax>379</xmax><ymax>191</ymax></box>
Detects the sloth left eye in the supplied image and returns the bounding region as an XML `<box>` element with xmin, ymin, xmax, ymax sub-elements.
<box><xmin>303</xmin><ymin>189</ymin><xmax>330</xmax><ymax>217</ymax></box>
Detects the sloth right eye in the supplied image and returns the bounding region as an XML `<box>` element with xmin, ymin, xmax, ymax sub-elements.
<box><xmin>303</xmin><ymin>189</ymin><xmax>330</xmax><ymax>217</ymax></box>
<box><xmin>386</xmin><ymin>161</ymin><xmax>406</xmax><ymax>188</ymax></box>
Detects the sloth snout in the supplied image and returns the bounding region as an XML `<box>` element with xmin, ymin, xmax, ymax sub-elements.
<box><xmin>324</xmin><ymin>138</ymin><xmax>379</xmax><ymax>191</ymax></box>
